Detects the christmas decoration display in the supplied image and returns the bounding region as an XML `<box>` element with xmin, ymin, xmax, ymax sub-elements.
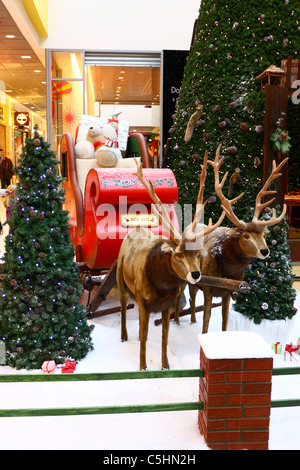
<box><xmin>168</xmin><ymin>0</ymin><xmax>299</xmax><ymax>222</ymax></box>
<box><xmin>0</xmin><ymin>128</ymin><xmax>94</xmax><ymax>370</ymax></box>
<box><xmin>233</xmin><ymin>206</ymin><xmax>297</xmax><ymax>324</ymax></box>
<box><xmin>270</xmin><ymin>128</ymin><xmax>291</xmax><ymax>156</ymax></box>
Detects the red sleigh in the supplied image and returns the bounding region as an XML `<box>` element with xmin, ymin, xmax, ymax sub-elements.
<box><xmin>59</xmin><ymin>131</ymin><xmax>179</xmax><ymax>317</ymax></box>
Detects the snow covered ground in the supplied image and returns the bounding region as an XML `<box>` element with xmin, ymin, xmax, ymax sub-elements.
<box><xmin>0</xmin><ymin>284</ymin><xmax>299</xmax><ymax>451</ymax></box>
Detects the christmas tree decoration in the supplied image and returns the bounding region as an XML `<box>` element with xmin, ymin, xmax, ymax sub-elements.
<box><xmin>0</xmin><ymin>128</ymin><xmax>94</xmax><ymax>369</ymax></box>
<box><xmin>168</xmin><ymin>0</ymin><xmax>299</xmax><ymax>223</ymax></box>
<box><xmin>233</xmin><ymin>206</ymin><xmax>297</xmax><ymax>324</ymax></box>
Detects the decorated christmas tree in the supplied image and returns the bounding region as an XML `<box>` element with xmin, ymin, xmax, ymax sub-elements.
<box><xmin>168</xmin><ymin>0</ymin><xmax>299</xmax><ymax>223</ymax></box>
<box><xmin>0</xmin><ymin>129</ymin><xmax>94</xmax><ymax>369</ymax></box>
<box><xmin>233</xmin><ymin>206</ymin><xmax>297</xmax><ymax>324</ymax></box>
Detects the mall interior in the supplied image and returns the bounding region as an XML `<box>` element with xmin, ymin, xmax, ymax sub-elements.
<box><xmin>0</xmin><ymin>0</ymin><xmax>299</xmax><ymax>279</ymax></box>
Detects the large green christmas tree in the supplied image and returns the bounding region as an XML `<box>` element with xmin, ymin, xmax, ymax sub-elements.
<box><xmin>168</xmin><ymin>0</ymin><xmax>299</xmax><ymax>222</ymax></box>
<box><xmin>233</xmin><ymin>207</ymin><xmax>297</xmax><ymax>323</ymax></box>
<box><xmin>0</xmin><ymin>130</ymin><xmax>94</xmax><ymax>370</ymax></box>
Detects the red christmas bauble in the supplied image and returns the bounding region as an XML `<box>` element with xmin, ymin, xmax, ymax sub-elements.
<box><xmin>282</xmin><ymin>133</ymin><xmax>287</xmax><ymax>139</ymax></box>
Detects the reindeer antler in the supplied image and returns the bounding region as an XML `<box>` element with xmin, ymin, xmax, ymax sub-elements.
<box><xmin>186</xmin><ymin>149</ymin><xmax>226</xmax><ymax>243</ymax></box>
<box><xmin>208</xmin><ymin>144</ymin><xmax>246</xmax><ymax>230</ymax></box>
<box><xmin>208</xmin><ymin>145</ymin><xmax>288</xmax><ymax>230</ymax></box>
<box><xmin>134</xmin><ymin>159</ymin><xmax>182</xmax><ymax>244</ymax></box>
<box><xmin>252</xmin><ymin>157</ymin><xmax>288</xmax><ymax>226</ymax></box>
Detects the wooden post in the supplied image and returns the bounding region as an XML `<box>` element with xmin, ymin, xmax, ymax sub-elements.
<box><xmin>198</xmin><ymin>331</ymin><xmax>273</xmax><ymax>450</ymax></box>
<box><xmin>263</xmin><ymin>85</ymin><xmax>289</xmax><ymax>206</ymax></box>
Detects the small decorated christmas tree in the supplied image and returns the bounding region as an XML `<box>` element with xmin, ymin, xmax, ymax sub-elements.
<box><xmin>0</xmin><ymin>128</ymin><xmax>94</xmax><ymax>369</ymax></box>
<box><xmin>233</xmin><ymin>206</ymin><xmax>297</xmax><ymax>324</ymax></box>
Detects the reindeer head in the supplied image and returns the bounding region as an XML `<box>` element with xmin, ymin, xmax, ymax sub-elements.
<box><xmin>208</xmin><ymin>144</ymin><xmax>288</xmax><ymax>260</ymax></box>
<box><xmin>134</xmin><ymin>156</ymin><xmax>225</xmax><ymax>284</ymax></box>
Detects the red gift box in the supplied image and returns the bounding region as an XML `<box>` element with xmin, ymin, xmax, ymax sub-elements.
<box><xmin>42</xmin><ymin>360</ymin><xmax>57</xmax><ymax>373</ymax></box>
<box><xmin>284</xmin><ymin>343</ymin><xmax>297</xmax><ymax>362</ymax></box>
<box><xmin>60</xmin><ymin>360</ymin><xmax>77</xmax><ymax>373</ymax></box>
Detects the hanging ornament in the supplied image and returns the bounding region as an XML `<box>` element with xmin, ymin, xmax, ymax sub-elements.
<box><xmin>254</xmin><ymin>157</ymin><xmax>261</xmax><ymax>168</ymax></box>
<box><xmin>184</xmin><ymin>100</ymin><xmax>204</xmax><ymax>143</ymax></box>
<box><xmin>226</xmin><ymin>146</ymin><xmax>237</xmax><ymax>154</ymax></box>
<box><xmin>261</xmin><ymin>302</ymin><xmax>268</xmax><ymax>310</ymax></box>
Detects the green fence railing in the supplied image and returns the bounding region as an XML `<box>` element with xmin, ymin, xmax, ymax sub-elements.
<box><xmin>271</xmin><ymin>367</ymin><xmax>300</xmax><ymax>409</ymax></box>
<box><xmin>0</xmin><ymin>366</ymin><xmax>299</xmax><ymax>419</ymax></box>
<box><xmin>0</xmin><ymin>368</ymin><xmax>204</xmax><ymax>418</ymax></box>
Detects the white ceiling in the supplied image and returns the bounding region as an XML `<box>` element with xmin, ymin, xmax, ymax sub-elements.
<box><xmin>0</xmin><ymin>1</ymin><xmax>46</xmax><ymax>117</ymax></box>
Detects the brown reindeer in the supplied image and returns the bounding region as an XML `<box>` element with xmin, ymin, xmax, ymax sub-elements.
<box><xmin>116</xmin><ymin>157</ymin><xmax>225</xmax><ymax>370</ymax></box>
<box><xmin>183</xmin><ymin>144</ymin><xmax>288</xmax><ymax>333</ymax></box>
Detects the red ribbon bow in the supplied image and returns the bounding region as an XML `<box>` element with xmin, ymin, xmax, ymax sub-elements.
<box><xmin>284</xmin><ymin>343</ymin><xmax>298</xmax><ymax>362</ymax></box>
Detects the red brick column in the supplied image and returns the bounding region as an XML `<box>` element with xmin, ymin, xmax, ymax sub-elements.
<box><xmin>198</xmin><ymin>331</ymin><xmax>273</xmax><ymax>450</ymax></box>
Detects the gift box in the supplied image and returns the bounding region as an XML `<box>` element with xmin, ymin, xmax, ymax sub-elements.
<box><xmin>60</xmin><ymin>360</ymin><xmax>77</xmax><ymax>373</ymax></box>
<box><xmin>272</xmin><ymin>342</ymin><xmax>282</xmax><ymax>354</ymax></box>
<box><xmin>284</xmin><ymin>343</ymin><xmax>297</xmax><ymax>362</ymax></box>
<box><xmin>42</xmin><ymin>360</ymin><xmax>57</xmax><ymax>373</ymax></box>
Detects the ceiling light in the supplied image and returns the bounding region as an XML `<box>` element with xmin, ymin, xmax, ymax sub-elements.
<box><xmin>21</xmin><ymin>55</ymin><xmax>32</xmax><ymax>59</ymax></box>
<box><xmin>5</xmin><ymin>90</ymin><xmax>12</xmax><ymax>93</ymax></box>
<box><xmin>5</xmin><ymin>35</ymin><xmax>15</xmax><ymax>38</ymax></box>
<box><xmin>34</xmin><ymin>70</ymin><xmax>41</xmax><ymax>73</ymax></box>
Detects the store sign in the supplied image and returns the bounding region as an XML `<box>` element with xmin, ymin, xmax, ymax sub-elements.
<box><xmin>0</xmin><ymin>104</ymin><xmax>6</xmax><ymax>125</ymax></box>
<box><xmin>14</xmin><ymin>112</ymin><xmax>29</xmax><ymax>127</ymax></box>
<box><xmin>162</xmin><ymin>50</ymin><xmax>189</xmax><ymax>150</ymax></box>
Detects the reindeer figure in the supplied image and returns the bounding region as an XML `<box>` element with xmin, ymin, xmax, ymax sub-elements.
<box><xmin>116</xmin><ymin>157</ymin><xmax>225</xmax><ymax>370</ymax></box>
<box><xmin>186</xmin><ymin>144</ymin><xmax>288</xmax><ymax>333</ymax></box>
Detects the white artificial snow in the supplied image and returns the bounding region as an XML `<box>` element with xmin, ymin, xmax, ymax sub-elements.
<box><xmin>198</xmin><ymin>331</ymin><xmax>273</xmax><ymax>360</ymax></box>
<box><xmin>0</xmin><ymin>285</ymin><xmax>299</xmax><ymax>451</ymax></box>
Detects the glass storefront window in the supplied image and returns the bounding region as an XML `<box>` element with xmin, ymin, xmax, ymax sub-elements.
<box><xmin>50</xmin><ymin>51</ymin><xmax>84</xmax><ymax>155</ymax></box>
<box><xmin>48</xmin><ymin>50</ymin><xmax>161</xmax><ymax>160</ymax></box>
<box><xmin>51</xmin><ymin>51</ymin><xmax>83</xmax><ymax>80</ymax></box>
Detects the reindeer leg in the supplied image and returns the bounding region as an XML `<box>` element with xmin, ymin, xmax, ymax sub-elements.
<box><xmin>189</xmin><ymin>284</ymin><xmax>198</xmax><ymax>323</ymax></box>
<box><xmin>222</xmin><ymin>294</ymin><xmax>231</xmax><ymax>331</ymax></box>
<box><xmin>174</xmin><ymin>287</ymin><xmax>185</xmax><ymax>325</ymax></box>
<box><xmin>161</xmin><ymin>308</ymin><xmax>171</xmax><ymax>370</ymax></box>
<box><xmin>138</xmin><ymin>302</ymin><xmax>150</xmax><ymax>371</ymax></box>
<box><xmin>116</xmin><ymin>262</ymin><xmax>128</xmax><ymax>342</ymax></box>
<box><xmin>202</xmin><ymin>289</ymin><xmax>213</xmax><ymax>334</ymax></box>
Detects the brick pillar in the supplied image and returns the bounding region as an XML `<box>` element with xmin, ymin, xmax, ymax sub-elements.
<box><xmin>198</xmin><ymin>331</ymin><xmax>273</xmax><ymax>450</ymax></box>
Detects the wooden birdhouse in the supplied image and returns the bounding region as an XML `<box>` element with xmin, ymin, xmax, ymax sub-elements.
<box><xmin>257</xmin><ymin>65</ymin><xmax>286</xmax><ymax>89</ymax></box>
